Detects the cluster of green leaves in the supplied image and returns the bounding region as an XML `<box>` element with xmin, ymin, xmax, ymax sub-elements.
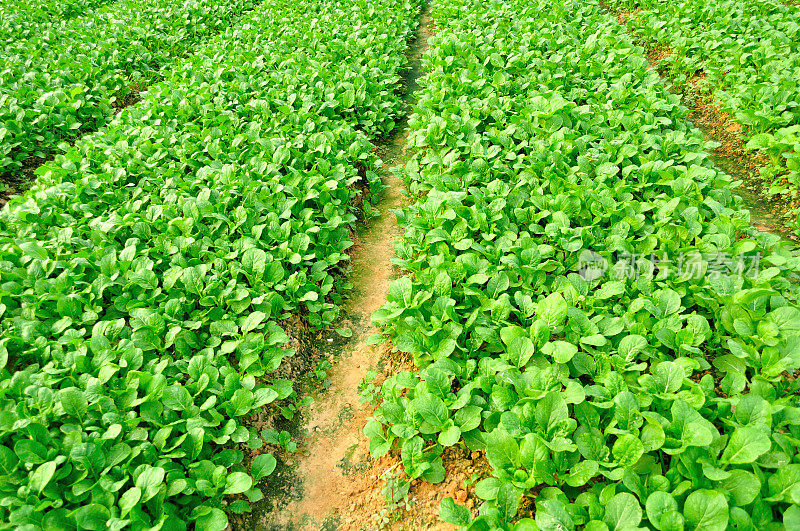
<box><xmin>0</xmin><ymin>0</ymin><xmax>261</xmax><ymax>177</ymax></box>
<box><xmin>611</xmin><ymin>0</ymin><xmax>800</xmax><ymax>205</ymax></box>
<box><xmin>0</xmin><ymin>0</ymin><xmax>117</xmax><ymax>38</ymax></box>
<box><xmin>365</xmin><ymin>0</ymin><xmax>800</xmax><ymax>529</ymax></box>
<box><xmin>0</xmin><ymin>0</ymin><xmax>421</xmax><ymax>528</ymax></box>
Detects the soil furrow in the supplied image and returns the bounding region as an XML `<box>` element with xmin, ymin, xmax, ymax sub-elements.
<box><xmin>241</xmin><ymin>5</ymin><xmax>443</xmax><ymax>530</ymax></box>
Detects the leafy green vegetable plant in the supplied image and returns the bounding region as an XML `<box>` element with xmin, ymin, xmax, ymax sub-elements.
<box><xmin>0</xmin><ymin>0</ymin><xmax>116</xmax><ymax>40</ymax></box>
<box><xmin>611</xmin><ymin>0</ymin><xmax>800</xmax><ymax>208</ymax></box>
<box><xmin>366</xmin><ymin>0</ymin><xmax>800</xmax><ymax>529</ymax></box>
<box><xmin>0</xmin><ymin>0</ymin><xmax>261</xmax><ymax>177</ymax></box>
<box><xmin>0</xmin><ymin>0</ymin><xmax>422</xmax><ymax>528</ymax></box>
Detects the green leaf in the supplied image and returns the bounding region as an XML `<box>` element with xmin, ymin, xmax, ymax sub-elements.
<box><xmin>497</xmin><ymin>481</ymin><xmax>521</xmax><ymax>522</ymax></box>
<box><xmin>604</xmin><ymin>492</ymin><xmax>642</xmax><ymax>530</ymax></box>
<box><xmin>652</xmin><ymin>361</ymin><xmax>683</xmax><ymax>393</ymax></box>
<box><xmin>242</xmin><ymin>248</ymin><xmax>267</xmax><ymax>278</ymax></box>
<box><xmin>641</xmin><ymin>418</ymin><xmax>666</xmax><ymax>452</ymax></box>
<box><xmin>720</xmin><ymin>470</ymin><xmax>761</xmax><ymax>507</ymax></box>
<box><xmin>335</xmin><ymin>327</ymin><xmax>353</xmax><ymax>338</ymax></box>
<box><xmin>74</xmin><ymin>504</ymin><xmax>110</xmax><ymax>530</ymax></box>
<box><xmin>119</xmin><ymin>487</ymin><xmax>141</xmax><ymax>517</ymax></box>
<box><xmin>536</xmin><ymin>499</ymin><xmax>575</xmax><ymax>531</ymax></box>
<box><xmin>542</xmin><ymin>340</ymin><xmax>577</xmax><ymax>364</ymax></box>
<box><xmin>273</xmin><ymin>145</ymin><xmax>291</xmax><ymax>166</ymax></box>
<box><xmin>618</xmin><ymin>335</ymin><xmax>647</xmax><ymax>360</ymax></box>
<box><xmin>413</xmin><ymin>395</ymin><xmax>449</xmax><ymax>429</ymax></box>
<box><xmin>30</xmin><ymin>460</ymin><xmax>57</xmax><ymax>493</ymax></box>
<box><xmin>455</xmin><ymin>405</ymin><xmax>483</xmax><ymax>432</ymax></box>
<box><xmin>536</xmin><ymin>292</ymin><xmax>568</xmax><ymax>328</ymax></box>
<box><xmin>612</xmin><ymin>433</ymin><xmax>644</xmax><ymax>467</ymax></box>
<box><xmin>438</xmin><ymin>424</ymin><xmax>461</xmax><ymax>446</ymax></box>
<box><xmin>364</xmin><ymin>419</ymin><xmax>392</xmax><ymax>458</ymax></box>
<box><xmin>767</xmin><ymin>464</ymin><xmax>800</xmax><ymax>503</ymax></box>
<box><xmin>785</xmin><ymin>506</ymin><xmax>800</xmax><ymax>530</ymax></box>
<box><xmin>595</xmin><ymin>281</ymin><xmax>625</xmax><ymax>300</ymax></box>
<box><xmin>59</xmin><ymin>387</ymin><xmax>87</xmax><ymax>418</ymax></box>
<box><xmin>227</xmin><ymin>388</ymin><xmax>255</xmax><ymax>416</ymax></box>
<box><xmin>224</xmin><ymin>472</ymin><xmax>253</xmax><ymax>495</ymax></box>
<box><xmin>645</xmin><ymin>491</ymin><xmax>680</xmax><ymax>531</ymax></box>
<box><xmin>251</xmin><ymin>454</ymin><xmax>277</xmax><ymax>481</ymax></box>
<box><xmin>506</xmin><ymin>336</ymin><xmax>535</xmax><ymax>367</ymax></box>
<box><xmin>513</xmin><ymin>519</ymin><xmax>541</xmax><ymax>531</ymax></box>
<box><xmin>195</xmin><ymin>507</ymin><xmax>228</xmax><ymax>531</ymax></box>
<box><xmin>485</xmin><ymin>429</ymin><xmax>521</xmax><ymax>472</ymax></box>
<box><xmin>475</xmin><ymin>477</ymin><xmax>501</xmax><ymax>500</ymax></box>
<box><xmin>720</xmin><ymin>426</ymin><xmax>771</xmax><ymax>464</ymax></box>
<box><xmin>684</xmin><ymin>490</ymin><xmax>728</xmax><ymax>531</ymax></box>
<box><xmin>566</xmin><ymin>459</ymin><xmax>598</xmax><ymax>487</ymax></box>
<box><xmin>135</xmin><ymin>466</ymin><xmax>165</xmax><ymax>502</ymax></box>
<box><xmin>162</xmin><ymin>385</ymin><xmax>193</xmax><ymax>411</ymax></box>
<box><xmin>389</xmin><ymin>277</ymin><xmax>414</xmax><ymax>307</ymax></box>
<box><xmin>439</xmin><ymin>497</ymin><xmax>472</xmax><ymax>526</ymax></box>
<box><xmin>19</xmin><ymin>241</ymin><xmax>48</xmax><ymax>261</ymax></box>
<box><xmin>241</xmin><ymin>311</ymin><xmax>266</xmax><ymax>334</ymax></box>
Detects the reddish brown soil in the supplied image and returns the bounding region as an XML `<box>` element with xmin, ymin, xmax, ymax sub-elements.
<box><xmin>614</xmin><ymin>8</ymin><xmax>639</xmax><ymax>26</ymax></box>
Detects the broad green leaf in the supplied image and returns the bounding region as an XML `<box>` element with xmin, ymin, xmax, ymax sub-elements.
<box><xmin>497</xmin><ymin>482</ymin><xmax>521</xmax><ymax>522</ymax></box>
<box><xmin>566</xmin><ymin>459</ymin><xmax>598</xmax><ymax>487</ymax></box>
<box><xmin>119</xmin><ymin>487</ymin><xmax>141</xmax><ymax>517</ymax></box>
<box><xmin>251</xmin><ymin>454</ymin><xmax>277</xmax><ymax>481</ymax></box>
<box><xmin>389</xmin><ymin>277</ymin><xmax>414</xmax><ymax>307</ymax></box>
<box><xmin>536</xmin><ymin>499</ymin><xmax>575</xmax><ymax>531</ymax></box>
<box><xmin>645</xmin><ymin>491</ymin><xmax>680</xmax><ymax>531</ymax></box>
<box><xmin>652</xmin><ymin>362</ymin><xmax>683</xmax><ymax>393</ymax></box>
<box><xmin>542</xmin><ymin>341</ymin><xmax>577</xmax><ymax>364</ymax></box>
<box><xmin>195</xmin><ymin>507</ymin><xmax>228</xmax><ymax>531</ymax></box>
<box><xmin>720</xmin><ymin>470</ymin><xmax>761</xmax><ymax>507</ymax></box>
<box><xmin>30</xmin><ymin>460</ymin><xmax>57</xmax><ymax>493</ymax></box>
<box><xmin>135</xmin><ymin>466</ymin><xmax>165</xmax><ymax>502</ymax></box>
<box><xmin>604</xmin><ymin>492</ymin><xmax>642</xmax><ymax>530</ymax></box>
<box><xmin>721</xmin><ymin>426</ymin><xmax>771</xmax><ymax>464</ymax></box>
<box><xmin>439</xmin><ymin>497</ymin><xmax>472</xmax><ymax>526</ymax></box>
<box><xmin>438</xmin><ymin>425</ymin><xmax>461</xmax><ymax>447</ymax></box>
<box><xmin>612</xmin><ymin>434</ymin><xmax>644</xmax><ymax>467</ymax></box>
<box><xmin>241</xmin><ymin>311</ymin><xmax>266</xmax><ymax>334</ymax></box>
<box><xmin>684</xmin><ymin>490</ymin><xmax>728</xmax><ymax>531</ymax></box>
<box><xmin>59</xmin><ymin>387</ymin><xmax>88</xmax><ymax>418</ymax></box>
<box><xmin>536</xmin><ymin>293</ymin><xmax>568</xmax><ymax>328</ymax></box>
<box><xmin>224</xmin><ymin>472</ymin><xmax>253</xmax><ymax>495</ymax></box>
<box><xmin>413</xmin><ymin>395</ymin><xmax>449</xmax><ymax>429</ymax></box>
<box><xmin>618</xmin><ymin>335</ymin><xmax>647</xmax><ymax>360</ymax></box>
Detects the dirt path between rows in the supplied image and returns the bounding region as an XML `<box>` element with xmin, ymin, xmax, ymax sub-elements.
<box><xmin>242</xmin><ymin>6</ymin><xmax>453</xmax><ymax>530</ymax></box>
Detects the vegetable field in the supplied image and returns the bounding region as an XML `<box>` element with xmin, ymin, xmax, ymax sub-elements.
<box><xmin>611</xmin><ymin>0</ymin><xmax>800</xmax><ymax>212</ymax></box>
<box><xmin>0</xmin><ymin>0</ymin><xmax>798</xmax><ymax>530</ymax></box>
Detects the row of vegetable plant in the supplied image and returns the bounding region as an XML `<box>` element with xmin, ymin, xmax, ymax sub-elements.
<box><xmin>366</xmin><ymin>0</ymin><xmax>800</xmax><ymax>529</ymax></box>
<box><xmin>609</xmin><ymin>0</ymin><xmax>800</xmax><ymax>210</ymax></box>
<box><xmin>0</xmin><ymin>0</ymin><xmax>421</xmax><ymax>528</ymax></box>
<box><xmin>0</xmin><ymin>0</ymin><xmax>259</xmax><ymax>178</ymax></box>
